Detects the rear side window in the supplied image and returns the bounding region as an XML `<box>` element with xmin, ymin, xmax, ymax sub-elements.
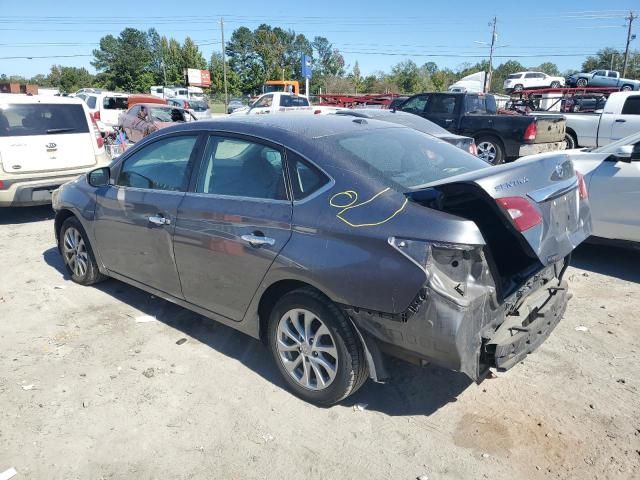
<box><xmin>280</xmin><ymin>96</ymin><xmax>309</xmax><ymax>107</ymax></box>
<box><xmin>196</xmin><ymin>136</ymin><xmax>287</xmax><ymax>200</ymax></box>
<box><xmin>0</xmin><ymin>104</ymin><xmax>89</xmax><ymax>137</ymax></box>
<box><xmin>621</xmin><ymin>96</ymin><xmax>640</xmax><ymax>115</ymax></box>
<box><xmin>117</xmin><ymin>135</ymin><xmax>197</xmax><ymax>191</ymax></box>
<box><xmin>507</xmin><ymin>73</ymin><xmax>522</xmax><ymax>79</ymax></box>
<box><xmin>428</xmin><ymin>95</ymin><xmax>457</xmax><ymax>115</ymax></box>
<box><xmin>103</xmin><ymin>96</ymin><xmax>129</xmax><ymax>110</ymax></box>
<box><xmin>608</xmin><ymin>72</ymin><xmax>618</xmax><ymax>78</ymax></box>
<box><xmin>287</xmin><ymin>151</ymin><xmax>330</xmax><ymax>200</ymax></box>
<box><xmin>86</xmin><ymin>96</ymin><xmax>97</xmax><ymax>109</ymax></box>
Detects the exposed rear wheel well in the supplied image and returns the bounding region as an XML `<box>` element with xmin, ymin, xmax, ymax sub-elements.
<box><xmin>258</xmin><ymin>280</ymin><xmax>325</xmax><ymax>342</ymax></box>
<box><xmin>565</xmin><ymin>128</ymin><xmax>578</xmax><ymax>148</ymax></box>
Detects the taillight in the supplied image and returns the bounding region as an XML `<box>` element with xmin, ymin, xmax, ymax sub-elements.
<box><xmin>92</xmin><ymin>111</ymin><xmax>100</xmax><ymax>121</ymax></box>
<box><xmin>523</xmin><ymin>122</ymin><xmax>537</xmax><ymax>141</ymax></box>
<box><xmin>314</xmin><ymin>109</ymin><xmax>322</xmax><ymax>114</ymax></box>
<box><xmin>496</xmin><ymin>196</ymin><xmax>542</xmax><ymax>232</ymax></box>
<box><xmin>577</xmin><ymin>172</ymin><xmax>588</xmax><ymax>199</ymax></box>
<box><xmin>91</xmin><ymin>118</ymin><xmax>104</xmax><ymax>149</ymax></box>
<box><xmin>0</xmin><ymin>180</ymin><xmax>5</xmax><ymax>190</ymax></box>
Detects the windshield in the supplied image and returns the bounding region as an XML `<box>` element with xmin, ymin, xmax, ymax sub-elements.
<box><xmin>0</xmin><ymin>103</ymin><xmax>89</xmax><ymax>137</ymax></box>
<box><xmin>591</xmin><ymin>131</ymin><xmax>640</xmax><ymax>153</ymax></box>
<box><xmin>328</xmin><ymin>127</ymin><xmax>489</xmax><ymax>189</ymax></box>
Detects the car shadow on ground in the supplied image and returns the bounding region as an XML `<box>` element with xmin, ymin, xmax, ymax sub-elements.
<box><xmin>43</xmin><ymin>246</ymin><xmax>471</xmax><ymax>416</ymax></box>
<box><xmin>571</xmin><ymin>242</ymin><xmax>640</xmax><ymax>283</ymax></box>
<box><xmin>0</xmin><ymin>205</ymin><xmax>55</xmax><ymax>225</ymax></box>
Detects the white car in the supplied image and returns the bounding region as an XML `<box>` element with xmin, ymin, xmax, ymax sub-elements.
<box><xmin>0</xmin><ymin>94</ymin><xmax>109</xmax><ymax>207</ymax></box>
<box><xmin>504</xmin><ymin>71</ymin><xmax>565</xmax><ymax>92</ymax></box>
<box><xmin>232</xmin><ymin>92</ymin><xmax>313</xmax><ymax>115</ymax></box>
<box><xmin>76</xmin><ymin>91</ymin><xmax>129</xmax><ymax>134</ymax></box>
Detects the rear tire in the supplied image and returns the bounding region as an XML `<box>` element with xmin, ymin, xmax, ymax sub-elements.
<box><xmin>59</xmin><ymin>217</ymin><xmax>106</xmax><ymax>286</ymax></box>
<box><xmin>550</xmin><ymin>81</ymin><xmax>561</xmax><ymax>88</ymax></box>
<box><xmin>621</xmin><ymin>85</ymin><xmax>633</xmax><ymax>92</ymax></box>
<box><xmin>267</xmin><ymin>288</ymin><xmax>368</xmax><ymax>406</ymax></box>
<box><xmin>476</xmin><ymin>135</ymin><xmax>505</xmax><ymax>165</ymax></box>
<box><xmin>513</xmin><ymin>84</ymin><xmax>524</xmax><ymax>92</ymax></box>
<box><xmin>564</xmin><ymin>132</ymin><xmax>578</xmax><ymax>150</ymax></box>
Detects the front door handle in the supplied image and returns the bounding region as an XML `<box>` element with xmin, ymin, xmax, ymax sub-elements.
<box><xmin>241</xmin><ymin>234</ymin><xmax>275</xmax><ymax>247</ymax></box>
<box><xmin>148</xmin><ymin>215</ymin><xmax>171</xmax><ymax>226</ymax></box>
<box><xmin>615</xmin><ymin>119</ymin><xmax>626</xmax><ymax>123</ymax></box>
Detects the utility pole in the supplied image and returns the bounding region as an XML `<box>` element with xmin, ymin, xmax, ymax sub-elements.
<box><xmin>485</xmin><ymin>17</ymin><xmax>497</xmax><ymax>93</ymax></box>
<box><xmin>622</xmin><ymin>11</ymin><xmax>636</xmax><ymax>78</ymax></box>
<box><xmin>220</xmin><ymin>18</ymin><xmax>229</xmax><ymax>112</ymax></box>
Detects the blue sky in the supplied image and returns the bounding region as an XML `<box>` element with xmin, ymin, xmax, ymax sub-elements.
<box><xmin>0</xmin><ymin>1</ymin><xmax>637</xmax><ymax>79</ymax></box>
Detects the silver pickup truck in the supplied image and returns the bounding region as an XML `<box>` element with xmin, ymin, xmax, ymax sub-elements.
<box><xmin>531</xmin><ymin>92</ymin><xmax>640</xmax><ymax>149</ymax></box>
<box><xmin>567</xmin><ymin>70</ymin><xmax>640</xmax><ymax>91</ymax></box>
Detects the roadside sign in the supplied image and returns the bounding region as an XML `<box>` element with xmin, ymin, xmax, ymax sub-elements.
<box><xmin>301</xmin><ymin>54</ymin><xmax>312</xmax><ymax>79</ymax></box>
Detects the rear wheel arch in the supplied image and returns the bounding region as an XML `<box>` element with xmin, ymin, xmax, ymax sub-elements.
<box><xmin>565</xmin><ymin>128</ymin><xmax>579</xmax><ymax>149</ymax></box>
<box><xmin>621</xmin><ymin>84</ymin><xmax>634</xmax><ymax>92</ymax></box>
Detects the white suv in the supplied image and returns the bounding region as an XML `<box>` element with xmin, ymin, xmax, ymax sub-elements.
<box><xmin>0</xmin><ymin>94</ymin><xmax>109</xmax><ymax>207</ymax></box>
<box><xmin>76</xmin><ymin>91</ymin><xmax>129</xmax><ymax>134</ymax></box>
<box><xmin>504</xmin><ymin>71</ymin><xmax>565</xmax><ymax>92</ymax></box>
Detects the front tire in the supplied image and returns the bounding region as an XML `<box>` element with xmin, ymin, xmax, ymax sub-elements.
<box><xmin>59</xmin><ymin>217</ymin><xmax>106</xmax><ymax>285</ymax></box>
<box><xmin>576</xmin><ymin>78</ymin><xmax>588</xmax><ymax>87</ymax></box>
<box><xmin>267</xmin><ymin>288</ymin><xmax>368</xmax><ymax>406</ymax></box>
<box><xmin>550</xmin><ymin>81</ymin><xmax>561</xmax><ymax>88</ymax></box>
<box><xmin>476</xmin><ymin>135</ymin><xmax>505</xmax><ymax>165</ymax></box>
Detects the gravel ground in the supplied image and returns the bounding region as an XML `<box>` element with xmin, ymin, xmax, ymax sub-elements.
<box><xmin>0</xmin><ymin>206</ymin><xmax>638</xmax><ymax>480</ymax></box>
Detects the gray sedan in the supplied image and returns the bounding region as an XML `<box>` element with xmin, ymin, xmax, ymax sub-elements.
<box><xmin>52</xmin><ymin>115</ymin><xmax>591</xmax><ymax>405</ymax></box>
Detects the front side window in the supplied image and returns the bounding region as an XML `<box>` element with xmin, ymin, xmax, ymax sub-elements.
<box><xmin>400</xmin><ymin>95</ymin><xmax>428</xmax><ymax>113</ymax></box>
<box><xmin>253</xmin><ymin>95</ymin><xmax>274</xmax><ymax>108</ymax></box>
<box><xmin>621</xmin><ymin>96</ymin><xmax>640</xmax><ymax>115</ymax></box>
<box><xmin>117</xmin><ymin>135</ymin><xmax>197</xmax><ymax>191</ymax></box>
<box><xmin>595</xmin><ymin>71</ymin><xmax>606</xmax><ymax>77</ymax></box>
<box><xmin>196</xmin><ymin>136</ymin><xmax>286</xmax><ymax>200</ymax></box>
<box><xmin>608</xmin><ymin>72</ymin><xmax>618</xmax><ymax>78</ymax></box>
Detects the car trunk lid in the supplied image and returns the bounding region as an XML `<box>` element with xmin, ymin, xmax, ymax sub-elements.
<box><xmin>407</xmin><ymin>153</ymin><xmax>591</xmax><ymax>299</ymax></box>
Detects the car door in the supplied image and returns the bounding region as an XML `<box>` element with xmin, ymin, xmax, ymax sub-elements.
<box><xmin>609</xmin><ymin>95</ymin><xmax>640</xmax><ymax>141</ymax></box>
<box><xmin>92</xmin><ymin>133</ymin><xmax>202</xmax><ymax>298</ymax></box>
<box><xmin>424</xmin><ymin>94</ymin><xmax>459</xmax><ymax>131</ymax></box>
<box><xmin>173</xmin><ymin>134</ymin><xmax>293</xmax><ymax>321</ymax></box>
<box><xmin>588</xmin><ymin>150</ymin><xmax>640</xmax><ymax>242</ymax></box>
<box><xmin>524</xmin><ymin>72</ymin><xmax>538</xmax><ymax>89</ymax></box>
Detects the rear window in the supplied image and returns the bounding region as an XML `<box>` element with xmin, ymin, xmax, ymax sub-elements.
<box><xmin>621</xmin><ymin>96</ymin><xmax>640</xmax><ymax>115</ymax></box>
<box><xmin>0</xmin><ymin>103</ymin><xmax>89</xmax><ymax>137</ymax></box>
<box><xmin>103</xmin><ymin>96</ymin><xmax>129</xmax><ymax>110</ymax></box>
<box><xmin>280</xmin><ymin>96</ymin><xmax>310</xmax><ymax>107</ymax></box>
<box><xmin>329</xmin><ymin>128</ymin><xmax>489</xmax><ymax>189</ymax></box>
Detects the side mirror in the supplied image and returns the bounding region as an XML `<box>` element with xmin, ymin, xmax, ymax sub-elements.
<box><xmin>87</xmin><ymin>167</ymin><xmax>111</xmax><ymax>187</ymax></box>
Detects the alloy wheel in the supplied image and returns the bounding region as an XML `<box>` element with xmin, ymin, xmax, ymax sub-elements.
<box><xmin>276</xmin><ymin>308</ymin><xmax>339</xmax><ymax>390</ymax></box>
<box><xmin>63</xmin><ymin>227</ymin><xmax>89</xmax><ymax>278</ymax></box>
<box><xmin>477</xmin><ymin>141</ymin><xmax>498</xmax><ymax>164</ymax></box>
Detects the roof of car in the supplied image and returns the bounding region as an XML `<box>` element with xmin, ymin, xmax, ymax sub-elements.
<box><xmin>0</xmin><ymin>93</ymin><xmax>85</xmax><ymax>105</ymax></box>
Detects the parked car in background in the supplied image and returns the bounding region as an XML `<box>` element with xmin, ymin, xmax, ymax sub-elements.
<box><xmin>335</xmin><ymin>108</ymin><xmax>478</xmax><ymax>155</ymax></box>
<box><xmin>398</xmin><ymin>92</ymin><xmax>566</xmax><ymax>164</ymax></box>
<box><xmin>566</xmin><ymin>70</ymin><xmax>640</xmax><ymax>91</ymax></box>
<box><xmin>119</xmin><ymin>103</ymin><xmax>196</xmax><ymax>143</ymax></box>
<box><xmin>534</xmin><ymin>91</ymin><xmax>640</xmax><ymax>149</ymax></box>
<box><xmin>166</xmin><ymin>97</ymin><xmax>211</xmax><ymax>120</ymax></box>
<box><xmin>0</xmin><ymin>94</ymin><xmax>108</xmax><ymax>206</ymax></box>
<box><xmin>526</xmin><ymin>131</ymin><xmax>640</xmax><ymax>246</ymax></box>
<box><xmin>503</xmin><ymin>71</ymin><xmax>565</xmax><ymax>92</ymax></box>
<box><xmin>52</xmin><ymin>115</ymin><xmax>590</xmax><ymax>405</ymax></box>
<box><xmin>231</xmin><ymin>92</ymin><xmax>313</xmax><ymax>115</ymax></box>
<box><xmin>227</xmin><ymin>97</ymin><xmax>245</xmax><ymax>114</ymax></box>
<box><xmin>76</xmin><ymin>91</ymin><xmax>129</xmax><ymax>134</ymax></box>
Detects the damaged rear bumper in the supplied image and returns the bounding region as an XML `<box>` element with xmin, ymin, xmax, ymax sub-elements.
<box><xmin>346</xmin><ymin>260</ymin><xmax>570</xmax><ymax>382</ymax></box>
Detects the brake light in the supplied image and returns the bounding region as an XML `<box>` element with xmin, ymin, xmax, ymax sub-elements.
<box><xmin>314</xmin><ymin>109</ymin><xmax>322</xmax><ymax>114</ymax></box>
<box><xmin>496</xmin><ymin>196</ymin><xmax>542</xmax><ymax>232</ymax></box>
<box><xmin>91</xmin><ymin>118</ymin><xmax>104</xmax><ymax>149</ymax></box>
<box><xmin>577</xmin><ymin>172</ymin><xmax>588</xmax><ymax>199</ymax></box>
<box><xmin>0</xmin><ymin>180</ymin><xmax>5</xmax><ymax>190</ymax></box>
<box><xmin>92</xmin><ymin>111</ymin><xmax>100</xmax><ymax>121</ymax></box>
<box><xmin>524</xmin><ymin>122</ymin><xmax>537</xmax><ymax>141</ymax></box>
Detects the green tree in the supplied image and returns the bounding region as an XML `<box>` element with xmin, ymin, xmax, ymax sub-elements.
<box><xmin>182</xmin><ymin>37</ymin><xmax>207</xmax><ymax>70</ymax></box>
<box><xmin>390</xmin><ymin>60</ymin><xmax>422</xmax><ymax>93</ymax></box>
<box><xmin>226</xmin><ymin>26</ymin><xmax>264</xmax><ymax>94</ymax></box>
<box><xmin>533</xmin><ymin>62</ymin><xmax>560</xmax><ymax>76</ymax></box>
<box><xmin>349</xmin><ymin>60</ymin><xmax>363</xmax><ymax>93</ymax></box>
<box><xmin>92</xmin><ymin>28</ymin><xmax>153</xmax><ymax>92</ymax></box>
<box><xmin>209</xmin><ymin>51</ymin><xmax>241</xmax><ymax>95</ymax></box>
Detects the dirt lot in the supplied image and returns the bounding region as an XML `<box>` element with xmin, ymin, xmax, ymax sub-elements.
<box><xmin>0</xmin><ymin>206</ymin><xmax>638</xmax><ymax>480</ymax></box>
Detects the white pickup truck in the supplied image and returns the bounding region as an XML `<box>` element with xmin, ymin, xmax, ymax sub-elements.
<box><xmin>547</xmin><ymin>92</ymin><xmax>640</xmax><ymax>149</ymax></box>
<box><xmin>231</xmin><ymin>92</ymin><xmax>345</xmax><ymax>116</ymax></box>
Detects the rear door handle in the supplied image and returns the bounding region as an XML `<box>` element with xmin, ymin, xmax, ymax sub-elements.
<box><xmin>615</xmin><ymin>119</ymin><xmax>626</xmax><ymax>123</ymax></box>
<box><xmin>241</xmin><ymin>234</ymin><xmax>275</xmax><ymax>247</ymax></box>
<box><xmin>148</xmin><ymin>215</ymin><xmax>171</xmax><ymax>225</ymax></box>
